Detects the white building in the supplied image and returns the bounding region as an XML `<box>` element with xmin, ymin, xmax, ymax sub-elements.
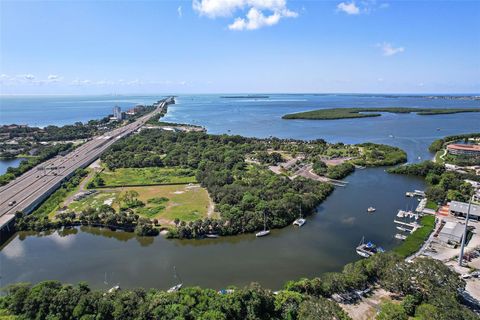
<box><xmin>438</xmin><ymin>221</ymin><xmax>464</xmax><ymax>245</ymax></box>
<box><xmin>113</xmin><ymin>106</ymin><xmax>123</xmax><ymax>120</ymax></box>
<box><xmin>449</xmin><ymin>201</ymin><xmax>480</xmax><ymax>220</ymax></box>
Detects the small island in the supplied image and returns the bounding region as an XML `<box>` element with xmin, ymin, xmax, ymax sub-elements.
<box><xmin>282</xmin><ymin>107</ymin><xmax>480</xmax><ymax>120</ymax></box>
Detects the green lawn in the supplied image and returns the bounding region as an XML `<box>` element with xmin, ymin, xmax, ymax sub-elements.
<box><xmin>66</xmin><ymin>184</ymin><xmax>214</xmax><ymax>223</ymax></box>
<box><xmin>98</xmin><ymin>167</ymin><xmax>197</xmax><ymax>187</ymax></box>
<box><xmin>393</xmin><ymin>215</ymin><xmax>436</xmax><ymax>258</ymax></box>
<box><xmin>425</xmin><ymin>200</ymin><xmax>439</xmax><ymax>211</ymax></box>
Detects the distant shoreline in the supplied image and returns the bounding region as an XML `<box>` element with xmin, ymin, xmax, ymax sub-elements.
<box><xmin>282</xmin><ymin>107</ymin><xmax>480</xmax><ymax>120</ymax></box>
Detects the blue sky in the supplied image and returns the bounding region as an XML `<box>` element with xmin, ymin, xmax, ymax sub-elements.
<box><xmin>1</xmin><ymin>0</ymin><xmax>479</xmax><ymax>94</ymax></box>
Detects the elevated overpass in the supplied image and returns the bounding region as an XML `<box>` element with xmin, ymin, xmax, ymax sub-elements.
<box><xmin>0</xmin><ymin>97</ymin><xmax>173</xmax><ymax>242</ymax></box>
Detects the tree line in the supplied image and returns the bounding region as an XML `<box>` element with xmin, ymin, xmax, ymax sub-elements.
<box><xmin>102</xmin><ymin>131</ymin><xmax>334</xmax><ymax>238</ymax></box>
<box><xmin>388</xmin><ymin>161</ymin><xmax>476</xmax><ymax>203</ymax></box>
<box><xmin>1</xmin><ymin>255</ymin><xmax>476</xmax><ymax>320</ymax></box>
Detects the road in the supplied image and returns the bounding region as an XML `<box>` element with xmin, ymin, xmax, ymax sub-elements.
<box><xmin>0</xmin><ymin>98</ymin><xmax>171</xmax><ymax>231</ymax></box>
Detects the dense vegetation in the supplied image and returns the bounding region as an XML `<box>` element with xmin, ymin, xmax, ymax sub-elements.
<box><xmin>0</xmin><ymin>143</ymin><xmax>73</xmax><ymax>186</ymax></box>
<box><xmin>353</xmin><ymin>143</ymin><xmax>407</xmax><ymax>167</ymax></box>
<box><xmin>1</xmin><ymin>256</ymin><xmax>476</xmax><ymax>320</ymax></box>
<box><xmin>101</xmin><ymin>131</ymin><xmax>334</xmax><ymax>238</ymax></box>
<box><xmin>286</xmin><ymin>255</ymin><xmax>476</xmax><ymax>320</ymax></box>
<box><xmin>388</xmin><ymin>161</ymin><xmax>476</xmax><ymax>203</ymax></box>
<box><xmin>92</xmin><ymin>167</ymin><xmax>197</xmax><ymax>187</ymax></box>
<box><xmin>282</xmin><ymin>107</ymin><xmax>480</xmax><ymax>120</ymax></box>
<box><xmin>325</xmin><ymin>162</ymin><xmax>355</xmax><ymax>179</ymax></box>
<box><xmin>0</xmin><ymin>282</ymin><xmax>349</xmax><ymax>320</ymax></box>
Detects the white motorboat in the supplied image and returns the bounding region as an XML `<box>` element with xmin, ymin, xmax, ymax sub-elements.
<box><xmin>367</xmin><ymin>207</ymin><xmax>376</xmax><ymax>213</ymax></box>
<box><xmin>293</xmin><ymin>218</ymin><xmax>306</xmax><ymax>227</ymax></box>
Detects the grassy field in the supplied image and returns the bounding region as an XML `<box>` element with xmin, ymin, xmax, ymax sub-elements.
<box><xmin>425</xmin><ymin>200</ymin><xmax>439</xmax><ymax>211</ymax></box>
<box><xmin>393</xmin><ymin>215</ymin><xmax>436</xmax><ymax>258</ymax></box>
<box><xmin>67</xmin><ymin>184</ymin><xmax>213</xmax><ymax>223</ymax></box>
<box><xmin>68</xmin><ymin>191</ymin><xmax>118</xmax><ymax>212</ymax></box>
<box><xmin>98</xmin><ymin>167</ymin><xmax>197</xmax><ymax>187</ymax></box>
<box><xmin>282</xmin><ymin>107</ymin><xmax>480</xmax><ymax>120</ymax></box>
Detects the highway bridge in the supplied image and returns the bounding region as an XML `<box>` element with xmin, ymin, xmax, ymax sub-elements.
<box><xmin>0</xmin><ymin>97</ymin><xmax>173</xmax><ymax>242</ymax></box>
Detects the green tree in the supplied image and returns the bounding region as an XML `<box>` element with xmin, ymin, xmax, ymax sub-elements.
<box><xmin>376</xmin><ymin>302</ymin><xmax>408</xmax><ymax>320</ymax></box>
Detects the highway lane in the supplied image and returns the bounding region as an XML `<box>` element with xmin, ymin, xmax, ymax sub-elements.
<box><xmin>0</xmin><ymin>99</ymin><xmax>169</xmax><ymax>228</ymax></box>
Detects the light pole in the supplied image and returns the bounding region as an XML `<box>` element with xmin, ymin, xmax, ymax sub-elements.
<box><xmin>458</xmin><ymin>196</ymin><xmax>473</xmax><ymax>267</ymax></box>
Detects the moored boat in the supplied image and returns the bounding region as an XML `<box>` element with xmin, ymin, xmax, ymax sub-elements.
<box><xmin>167</xmin><ymin>266</ymin><xmax>183</xmax><ymax>293</ymax></box>
<box><xmin>356</xmin><ymin>236</ymin><xmax>384</xmax><ymax>258</ymax></box>
<box><xmin>205</xmin><ymin>233</ymin><xmax>219</xmax><ymax>238</ymax></box>
<box><xmin>293</xmin><ymin>218</ymin><xmax>306</xmax><ymax>227</ymax></box>
<box><xmin>395</xmin><ymin>233</ymin><xmax>407</xmax><ymax>240</ymax></box>
<box><xmin>256</xmin><ymin>211</ymin><xmax>270</xmax><ymax>237</ymax></box>
<box><xmin>167</xmin><ymin>283</ymin><xmax>183</xmax><ymax>293</ymax></box>
<box><xmin>256</xmin><ymin>230</ymin><xmax>271</xmax><ymax>237</ymax></box>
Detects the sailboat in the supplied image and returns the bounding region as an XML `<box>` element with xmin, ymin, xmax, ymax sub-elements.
<box><xmin>256</xmin><ymin>211</ymin><xmax>271</xmax><ymax>237</ymax></box>
<box><xmin>103</xmin><ymin>272</ymin><xmax>121</xmax><ymax>294</ymax></box>
<box><xmin>356</xmin><ymin>236</ymin><xmax>384</xmax><ymax>258</ymax></box>
<box><xmin>293</xmin><ymin>205</ymin><xmax>306</xmax><ymax>227</ymax></box>
<box><xmin>167</xmin><ymin>266</ymin><xmax>183</xmax><ymax>293</ymax></box>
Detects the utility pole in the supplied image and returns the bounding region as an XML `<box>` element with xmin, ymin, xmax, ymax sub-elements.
<box><xmin>458</xmin><ymin>196</ymin><xmax>473</xmax><ymax>267</ymax></box>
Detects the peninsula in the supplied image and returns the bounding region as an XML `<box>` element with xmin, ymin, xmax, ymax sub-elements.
<box><xmin>282</xmin><ymin>107</ymin><xmax>480</xmax><ymax>120</ymax></box>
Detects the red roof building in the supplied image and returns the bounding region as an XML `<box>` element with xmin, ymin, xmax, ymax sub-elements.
<box><xmin>447</xmin><ymin>143</ymin><xmax>480</xmax><ymax>157</ymax></box>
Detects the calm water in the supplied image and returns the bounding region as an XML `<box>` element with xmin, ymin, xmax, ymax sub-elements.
<box><xmin>0</xmin><ymin>158</ymin><xmax>26</xmax><ymax>175</ymax></box>
<box><xmin>1</xmin><ymin>94</ymin><xmax>479</xmax><ymax>290</ymax></box>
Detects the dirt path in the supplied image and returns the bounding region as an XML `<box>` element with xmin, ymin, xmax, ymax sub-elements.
<box><xmin>63</xmin><ymin>170</ymin><xmax>96</xmax><ymax>207</ymax></box>
<box><xmin>340</xmin><ymin>289</ymin><xmax>395</xmax><ymax>320</ymax></box>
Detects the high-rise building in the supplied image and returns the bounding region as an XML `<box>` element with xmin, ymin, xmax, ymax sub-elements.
<box><xmin>113</xmin><ymin>106</ymin><xmax>123</xmax><ymax>120</ymax></box>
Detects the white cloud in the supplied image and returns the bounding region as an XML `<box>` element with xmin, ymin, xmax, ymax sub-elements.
<box><xmin>193</xmin><ymin>0</ymin><xmax>298</xmax><ymax>30</ymax></box>
<box><xmin>377</xmin><ymin>42</ymin><xmax>405</xmax><ymax>56</ymax></box>
<box><xmin>24</xmin><ymin>74</ymin><xmax>35</xmax><ymax>80</ymax></box>
<box><xmin>337</xmin><ymin>1</ymin><xmax>360</xmax><ymax>15</ymax></box>
<box><xmin>178</xmin><ymin>6</ymin><xmax>183</xmax><ymax>17</ymax></box>
<box><xmin>337</xmin><ymin>1</ymin><xmax>389</xmax><ymax>15</ymax></box>
<box><xmin>48</xmin><ymin>74</ymin><xmax>59</xmax><ymax>80</ymax></box>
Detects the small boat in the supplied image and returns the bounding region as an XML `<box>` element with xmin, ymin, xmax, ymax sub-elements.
<box><xmin>107</xmin><ymin>285</ymin><xmax>121</xmax><ymax>293</ymax></box>
<box><xmin>217</xmin><ymin>289</ymin><xmax>235</xmax><ymax>295</ymax></box>
<box><xmin>256</xmin><ymin>230</ymin><xmax>271</xmax><ymax>237</ymax></box>
<box><xmin>356</xmin><ymin>236</ymin><xmax>384</xmax><ymax>258</ymax></box>
<box><xmin>396</xmin><ymin>226</ymin><xmax>409</xmax><ymax>232</ymax></box>
<box><xmin>367</xmin><ymin>207</ymin><xmax>376</xmax><ymax>213</ymax></box>
<box><xmin>205</xmin><ymin>233</ymin><xmax>219</xmax><ymax>238</ymax></box>
<box><xmin>293</xmin><ymin>218</ymin><xmax>306</xmax><ymax>227</ymax></box>
<box><xmin>395</xmin><ymin>233</ymin><xmax>407</xmax><ymax>240</ymax></box>
<box><xmin>167</xmin><ymin>266</ymin><xmax>183</xmax><ymax>293</ymax></box>
<box><xmin>167</xmin><ymin>283</ymin><xmax>183</xmax><ymax>293</ymax></box>
<box><xmin>405</xmin><ymin>192</ymin><xmax>414</xmax><ymax>197</ymax></box>
<box><xmin>256</xmin><ymin>211</ymin><xmax>270</xmax><ymax>237</ymax></box>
